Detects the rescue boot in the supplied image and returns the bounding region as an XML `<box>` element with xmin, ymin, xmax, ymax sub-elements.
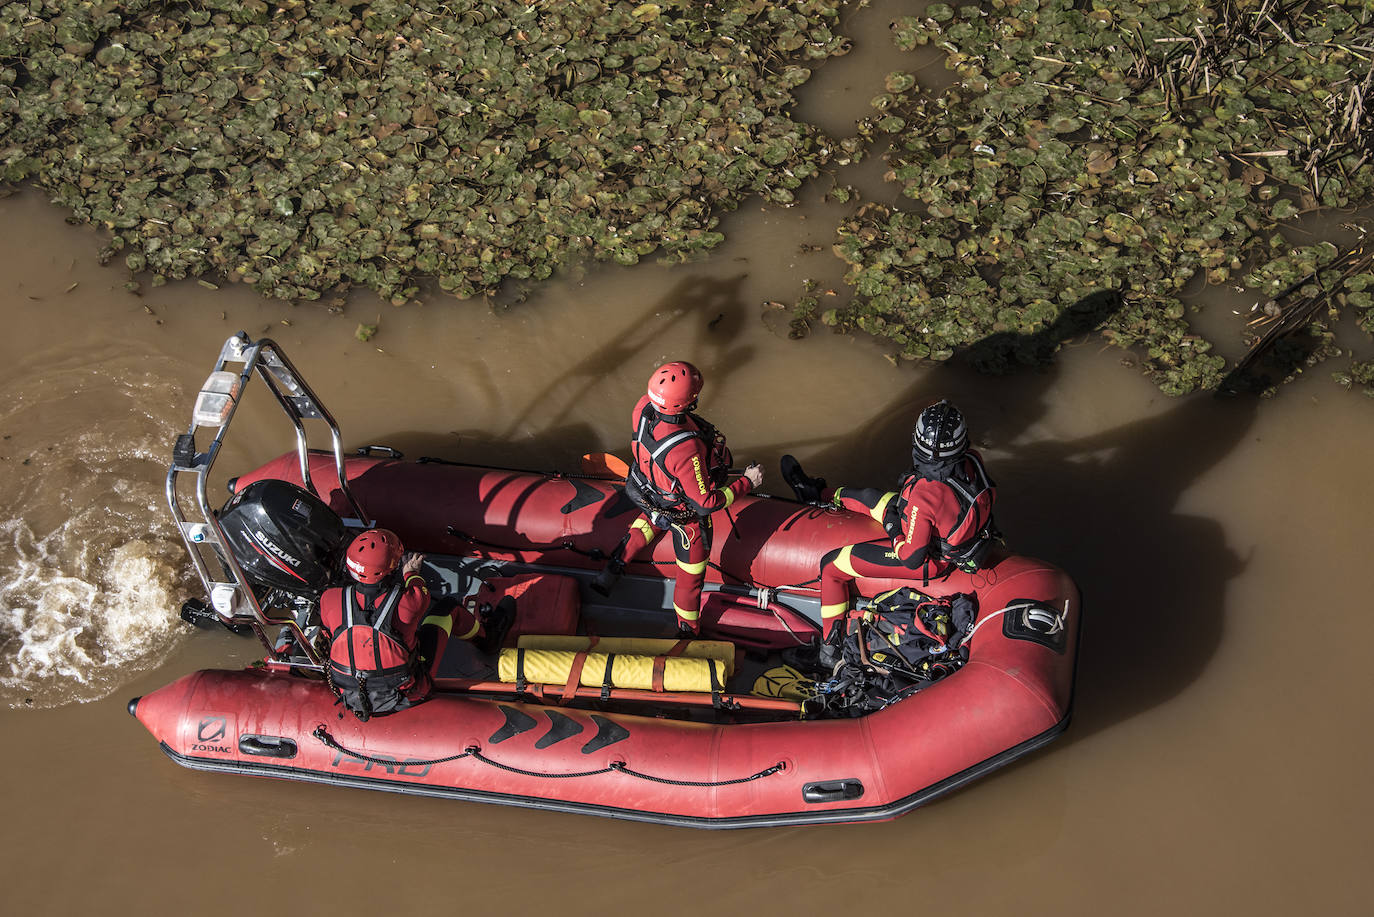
<box><xmin>817</xmin><ymin>626</ymin><xmax>843</xmax><ymax>669</ymax></box>
<box><xmin>590</xmin><ymin>555</ymin><xmax>625</xmax><ymax>597</ymax></box>
<box><xmin>780</xmin><ymin>454</ymin><xmax>826</xmax><ymax>504</ymax></box>
<box><xmin>476</xmin><ymin>595</ymin><xmax>516</xmax><ymax>653</ymax></box>
<box><xmin>591</xmin><ymin>534</ymin><xmax>631</xmax><ymax>597</ymax></box>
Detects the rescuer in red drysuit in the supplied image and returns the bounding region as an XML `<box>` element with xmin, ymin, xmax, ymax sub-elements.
<box><xmin>592</xmin><ymin>362</ymin><xmax>764</xmax><ymax>635</ymax></box>
<box><xmin>782</xmin><ymin>401</ymin><xmax>997</xmax><ymax>660</ymax></box>
<box><xmin>319</xmin><ymin>528</ymin><xmax>486</xmax><ymax>720</ymax></box>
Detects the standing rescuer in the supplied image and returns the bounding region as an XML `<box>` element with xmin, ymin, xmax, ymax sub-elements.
<box><xmin>783</xmin><ymin>400</ymin><xmax>998</xmax><ymax>661</ymax></box>
<box><xmin>593</xmin><ymin>361</ymin><xmax>764</xmax><ymax>635</ymax></box>
<box><xmin>319</xmin><ymin>528</ymin><xmax>485</xmax><ymax>720</ymax></box>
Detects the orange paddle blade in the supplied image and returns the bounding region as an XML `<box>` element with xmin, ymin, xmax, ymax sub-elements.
<box><xmin>581</xmin><ymin>452</ymin><xmax>630</xmax><ymax>479</ymax></box>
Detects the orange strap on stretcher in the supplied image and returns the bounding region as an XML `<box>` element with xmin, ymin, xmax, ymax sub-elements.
<box><xmin>651</xmin><ymin>639</ymin><xmax>691</xmax><ymax>693</ymax></box>
<box><xmin>561</xmin><ymin>636</ymin><xmax>599</xmax><ymax>703</ymax></box>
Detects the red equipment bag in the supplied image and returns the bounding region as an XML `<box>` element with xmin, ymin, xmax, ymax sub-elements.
<box><xmin>470</xmin><ymin>573</ymin><xmax>581</xmax><ymax>647</ymax></box>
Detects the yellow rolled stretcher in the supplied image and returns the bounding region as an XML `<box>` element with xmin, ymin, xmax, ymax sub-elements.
<box><xmin>498</xmin><ymin>635</ymin><xmax>736</xmax><ymax>697</ymax></box>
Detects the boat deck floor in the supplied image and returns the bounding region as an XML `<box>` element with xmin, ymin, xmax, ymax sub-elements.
<box><xmin>423</xmin><ymin>556</ymin><xmax>815</xmax><ymax>714</ymax></box>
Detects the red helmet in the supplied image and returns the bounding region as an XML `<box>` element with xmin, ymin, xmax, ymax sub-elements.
<box><xmin>646</xmin><ymin>361</ymin><xmax>703</xmax><ymax>413</ymax></box>
<box><xmin>344</xmin><ymin>528</ymin><xmax>404</xmax><ymax>584</ymax></box>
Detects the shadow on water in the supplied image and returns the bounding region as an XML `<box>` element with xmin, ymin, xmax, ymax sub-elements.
<box><xmin>357</xmin><ymin>423</ymin><xmax>606</xmax><ymax>474</ymax></box>
<box><xmin>1009</xmin><ymin>394</ymin><xmax>1249</xmax><ymax>739</ymax></box>
<box><xmin>363</xmin><ymin>274</ymin><xmax>753</xmax><ymax>471</ymax></box>
<box><xmin>786</xmin><ymin>292</ymin><xmax>1274</xmax><ymax>741</ymax></box>
<box><xmin>796</xmin><ymin>291</ymin><xmax>1130</xmax><ymax>481</ymax></box>
<box><xmin>1037</xmin><ymin>341</ymin><xmax>1319</xmax><ymax>739</ymax></box>
<box><xmin>496</xmin><ymin>273</ymin><xmax>754</xmax><ymax>444</ymax></box>
<box><xmin>362</xmin><ymin>285</ymin><xmax>1304</xmax><ymax>742</ymax></box>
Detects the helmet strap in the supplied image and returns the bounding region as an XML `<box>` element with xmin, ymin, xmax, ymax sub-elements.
<box><xmin>653</xmin><ymin>405</ymin><xmax>687</xmax><ymax>423</ymax></box>
<box><xmin>911</xmin><ymin>451</ymin><xmax>961</xmax><ymax>481</ymax></box>
<box><xmin>355</xmin><ymin>572</ymin><xmax>397</xmax><ymax>602</ymax></box>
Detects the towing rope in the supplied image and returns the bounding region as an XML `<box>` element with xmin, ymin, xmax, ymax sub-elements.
<box><xmin>313</xmin><ymin>726</ymin><xmax>785</xmax><ymax>787</ymax></box>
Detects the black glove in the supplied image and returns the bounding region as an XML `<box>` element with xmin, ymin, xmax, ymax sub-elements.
<box><xmin>882</xmin><ymin>503</ymin><xmax>902</xmax><ymax>538</ymax></box>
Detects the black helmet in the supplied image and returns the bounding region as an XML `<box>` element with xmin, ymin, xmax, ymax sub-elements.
<box><xmin>912</xmin><ymin>400</ymin><xmax>968</xmax><ymax>463</ymax></box>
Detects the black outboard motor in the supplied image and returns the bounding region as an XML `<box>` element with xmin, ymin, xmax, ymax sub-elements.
<box><xmin>217</xmin><ymin>479</ymin><xmax>348</xmax><ymax>598</ymax></box>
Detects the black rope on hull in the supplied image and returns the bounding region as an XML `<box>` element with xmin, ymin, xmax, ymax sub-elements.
<box><xmin>313</xmin><ymin>726</ymin><xmax>785</xmax><ymax>786</ymax></box>
<box><xmin>312</xmin><ymin>725</ymin><xmax>473</xmax><ymax>767</ymax></box>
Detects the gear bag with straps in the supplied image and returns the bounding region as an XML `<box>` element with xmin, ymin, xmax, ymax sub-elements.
<box><xmin>853</xmin><ymin>588</ymin><xmax>978</xmax><ymax>683</ymax></box>
<box><xmin>327</xmin><ymin>584</ymin><xmax>421</xmax><ymax>721</ymax></box>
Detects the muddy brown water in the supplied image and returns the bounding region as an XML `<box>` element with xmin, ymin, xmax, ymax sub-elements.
<box><xmin>3</xmin><ymin>24</ymin><xmax>1373</xmax><ymax>917</ymax></box>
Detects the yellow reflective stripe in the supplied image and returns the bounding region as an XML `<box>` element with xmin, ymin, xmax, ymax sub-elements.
<box><xmin>421</xmin><ymin>613</ymin><xmax>454</xmax><ymax>637</ymax></box>
<box><xmin>721</xmin><ymin>487</ymin><xmax>736</xmax><ymax>508</ymax></box>
<box><xmin>869</xmin><ymin>491</ymin><xmax>897</xmax><ymax>523</ymax></box>
<box><xmin>677</xmin><ymin>558</ymin><xmax>708</xmax><ymax>575</ymax></box>
<box><xmin>833</xmin><ymin>544</ymin><xmax>860</xmax><ymax>578</ymax></box>
<box><xmin>820</xmin><ymin>602</ymin><xmax>849</xmax><ymax>621</ymax></box>
<box><xmin>674</xmin><ymin>604</ymin><xmax>700</xmax><ymax>621</ymax></box>
<box><xmin>632</xmin><ymin>518</ymin><xmax>656</xmax><ymax>540</ymax></box>
<box><xmin>455</xmin><ymin>616</ymin><xmax>481</xmax><ymax>641</ymax></box>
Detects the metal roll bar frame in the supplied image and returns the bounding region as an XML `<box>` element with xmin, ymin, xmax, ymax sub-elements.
<box><xmin>165</xmin><ymin>333</ymin><xmax>371</xmax><ymax>669</ymax></box>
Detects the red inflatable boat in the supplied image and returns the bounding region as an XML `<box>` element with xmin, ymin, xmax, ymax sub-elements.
<box><xmin>131</xmin><ymin>335</ymin><xmax>1080</xmax><ymax>828</ymax></box>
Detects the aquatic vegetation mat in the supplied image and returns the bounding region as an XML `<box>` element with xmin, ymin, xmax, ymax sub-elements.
<box><xmin>824</xmin><ymin>0</ymin><xmax>1374</xmax><ymax>393</ymax></box>
<box><xmin>2</xmin><ymin>0</ymin><xmax>1371</xmax><ymax>394</ymax></box>
<box><xmin>0</xmin><ymin>0</ymin><xmax>848</xmax><ymax>303</ymax></box>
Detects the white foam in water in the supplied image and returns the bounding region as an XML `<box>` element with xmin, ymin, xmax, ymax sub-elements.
<box><xmin>0</xmin><ymin>508</ymin><xmax>191</xmax><ymax>708</ymax></box>
<box><xmin>0</xmin><ymin>357</ymin><xmax>196</xmax><ymax>708</ymax></box>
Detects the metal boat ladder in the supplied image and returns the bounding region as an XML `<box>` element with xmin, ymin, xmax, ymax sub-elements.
<box><xmin>165</xmin><ymin>333</ymin><xmax>371</xmax><ymax>668</ymax></box>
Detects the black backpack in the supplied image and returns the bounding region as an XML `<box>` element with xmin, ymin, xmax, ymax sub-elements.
<box><xmin>848</xmin><ymin>587</ymin><xmax>978</xmax><ymax>683</ymax></box>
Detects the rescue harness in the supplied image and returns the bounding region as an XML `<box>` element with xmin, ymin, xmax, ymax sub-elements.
<box><xmin>327</xmin><ymin>583</ymin><xmax>420</xmax><ymax>721</ymax></box>
<box><xmin>890</xmin><ymin>452</ymin><xmax>998</xmax><ymax>572</ymax></box>
<box><xmin>626</xmin><ymin>403</ymin><xmax>730</xmax><ymax>522</ymax></box>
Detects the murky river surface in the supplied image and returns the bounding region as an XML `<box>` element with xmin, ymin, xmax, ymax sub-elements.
<box><xmin>3</xmin><ymin>11</ymin><xmax>1373</xmax><ymax>913</ymax></box>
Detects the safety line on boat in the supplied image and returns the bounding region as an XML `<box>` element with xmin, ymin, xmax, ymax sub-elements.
<box><xmin>313</xmin><ymin>726</ymin><xmax>785</xmax><ymax>786</ymax></box>
<box><xmin>312</xmin><ymin>725</ymin><xmax>474</xmax><ymax>767</ymax></box>
<box><xmin>610</xmin><ymin>759</ymin><xmax>786</xmax><ymax>787</ymax></box>
<box><xmin>966</xmin><ymin>598</ymin><xmax>1071</xmax><ymax>643</ymax></box>
<box><xmin>464</xmin><ymin>748</ymin><xmax>618</xmax><ymax>779</ymax></box>
<box><xmin>444</xmin><ymin>525</ymin><xmax>820</xmax><ymax>589</ymax></box>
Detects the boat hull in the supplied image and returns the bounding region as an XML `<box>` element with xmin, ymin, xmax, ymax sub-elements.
<box><xmin>133</xmin><ymin>653</ymin><xmax>1073</xmax><ymax>828</ymax></box>
<box><xmin>143</xmin><ymin>335</ymin><xmax>1081</xmax><ymax>826</ymax></box>
<box><xmin>137</xmin><ymin>449</ymin><xmax>1081</xmax><ymax>827</ymax></box>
